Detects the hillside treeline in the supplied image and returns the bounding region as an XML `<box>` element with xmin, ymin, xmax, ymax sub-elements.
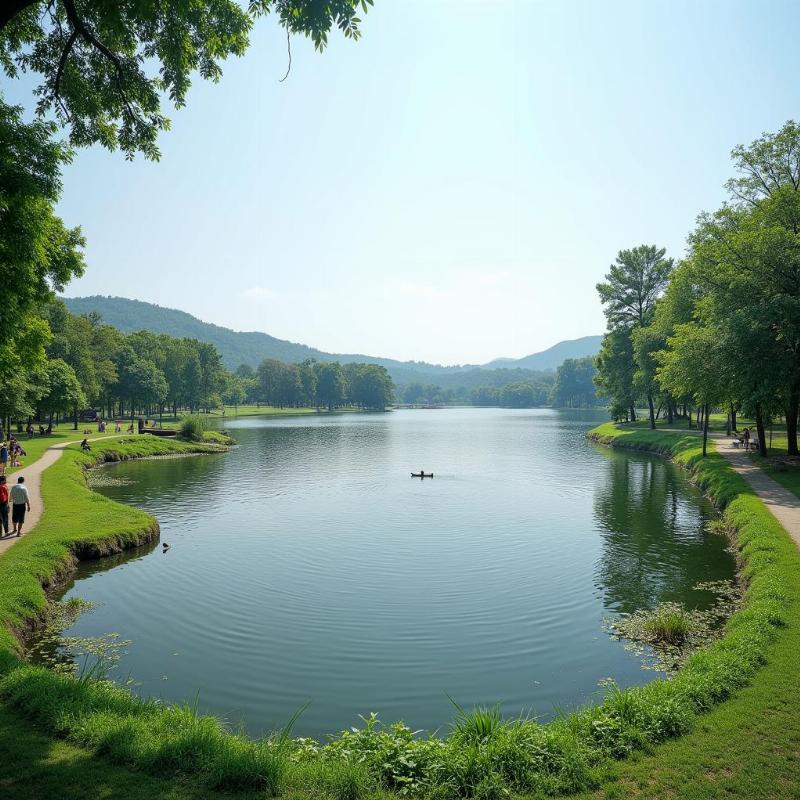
<box><xmin>397</xmin><ymin>356</ymin><xmax>604</xmax><ymax>409</ymax></box>
<box><xmin>594</xmin><ymin>120</ymin><xmax>800</xmax><ymax>456</ymax></box>
<box><xmin>231</xmin><ymin>360</ymin><xmax>394</xmax><ymax>411</ymax></box>
<box><xmin>0</xmin><ymin>301</ymin><xmax>395</xmax><ymax>434</ymax></box>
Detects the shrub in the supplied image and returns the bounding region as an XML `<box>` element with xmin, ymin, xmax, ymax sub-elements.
<box><xmin>179</xmin><ymin>415</ymin><xmax>206</xmax><ymax>441</ymax></box>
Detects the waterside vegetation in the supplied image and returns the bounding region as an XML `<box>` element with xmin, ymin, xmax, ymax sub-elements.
<box><xmin>0</xmin><ymin>424</ymin><xmax>794</xmax><ymax>799</ymax></box>
<box><xmin>594</xmin><ymin>121</ymin><xmax>800</xmax><ymax>460</ymax></box>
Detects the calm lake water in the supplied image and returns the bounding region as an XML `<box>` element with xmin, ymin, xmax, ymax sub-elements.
<box><xmin>53</xmin><ymin>408</ymin><xmax>734</xmax><ymax>737</ymax></box>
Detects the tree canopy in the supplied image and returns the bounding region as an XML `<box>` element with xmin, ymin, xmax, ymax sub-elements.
<box><xmin>1</xmin><ymin>0</ymin><xmax>373</xmax><ymax>159</ymax></box>
<box><xmin>595</xmin><ymin>119</ymin><xmax>800</xmax><ymax>456</ymax></box>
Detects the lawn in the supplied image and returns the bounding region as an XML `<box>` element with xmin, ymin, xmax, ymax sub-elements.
<box><xmin>2</xmin><ymin>421</ymin><xmax>115</xmax><ymax>476</ymax></box>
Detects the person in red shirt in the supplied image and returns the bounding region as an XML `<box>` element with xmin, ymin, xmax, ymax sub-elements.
<box><xmin>0</xmin><ymin>475</ymin><xmax>9</xmax><ymax>537</ymax></box>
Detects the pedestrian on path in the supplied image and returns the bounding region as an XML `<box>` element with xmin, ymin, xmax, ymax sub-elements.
<box><xmin>0</xmin><ymin>442</ymin><xmax>7</xmax><ymax>476</ymax></box>
<box><xmin>0</xmin><ymin>475</ymin><xmax>8</xmax><ymax>537</ymax></box>
<box><xmin>10</xmin><ymin>476</ymin><xmax>30</xmax><ymax>537</ymax></box>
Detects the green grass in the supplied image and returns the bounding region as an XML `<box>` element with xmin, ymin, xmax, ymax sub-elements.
<box><xmin>153</xmin><ymin>405</ymin><xmax>366</xmax><ymax>428</ymax></box>
<box><xmin>764</xmin><ymin>467</ymin><xmax>800</xmax><ymax>500</ymax></box>
<box><xmin>0</xmin><ymin>424</ymin><xmax>798</xmax><ymax>798</ymax></box>
<box><xmin>641</xmin><ymin>606</ymin><xmax>696</xmax><ymax>645</ymax></box>
<box><xmin>2</xmin><ymin>421</ymin><xmax>118</xmax><ymax>476</ymax></box>
<box><xmin>0</xmin><ymin>437</ymin><xmax>228</xmax><ymax>657</ymax></box>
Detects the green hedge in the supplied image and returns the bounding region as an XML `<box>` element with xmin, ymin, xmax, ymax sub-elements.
<box><xmin>0</xmin><ymin>427</ymin><xmax>797</xmax><ymax>799</ymax></box>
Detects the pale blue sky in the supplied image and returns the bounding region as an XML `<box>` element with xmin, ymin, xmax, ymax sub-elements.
<box><xmin>7</xmin><ymin>0</ymin><xmax>800</xmax><ymax>364</ymax></box>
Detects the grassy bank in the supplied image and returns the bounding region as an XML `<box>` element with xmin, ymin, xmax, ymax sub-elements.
<box><xmin>0</xmin><ymin>425</ymin><xmax>798</xmax><ymax>798</ymax></box>
<box><xmin>150</xmin><ymin>405</ymin><xmax>369</xmax><ymax>429</ymax></box>
<box><xmin>0</xmin><ymin>437</ymin><xmax>228</xmax><ymax>657</ymax></box>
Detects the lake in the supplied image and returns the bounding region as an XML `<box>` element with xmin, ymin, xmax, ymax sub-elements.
<box><xmin>52</xmin><ymin>408</ymin><xmax>735</xmax><ymax>738</ymax></box>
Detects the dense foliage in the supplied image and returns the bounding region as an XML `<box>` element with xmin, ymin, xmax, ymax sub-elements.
<box><xmin>240</xmin><ymin>358</ymin><xmax>394</xmax><ymax>411</ymax></box>
<box><xmin>550</xmin><ymin>356</ymin><xmax>603</xmax><ymax>408</ymax></box>
<box><xmin>0</xmin><ymin>298</ymin><xmax>398</xmax><ymax>432</ymax></box>
<box><xmin>1</xmin><ymin>0</ymin><xmax>372</xmax><ymax>159</ymax></box>
<box><xmin>594</xmin><ymin>120</ymin><xmax>800</xmax><ymax>456</ymax></box>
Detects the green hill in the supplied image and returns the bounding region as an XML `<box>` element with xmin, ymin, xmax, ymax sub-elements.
<box><xmin>484</xmin><ymin>335</ymin><xmax>603</xmax><ymax>371</ymax></box>
<box><xmin>62</xmin><ymin>296</ymin><xmax>600</xmax><ymax>385</ymax></box>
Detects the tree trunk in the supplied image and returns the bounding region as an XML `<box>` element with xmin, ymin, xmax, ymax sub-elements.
<box><xmin>629</xmin><ymin>403</ymin><xmax>636</xmax><ymax>422</ymax></box>
<box><xmin>702</xmin><ymin>402</ymin><xmax>709</xmax><ymax>457</ymax></box>
<box><xmin>667</xmin><ymin>400</ymin><xmax>673</xmax><ymax>425</ymax></box>
<box><xmin>730</xmin><ymin>403</ymin><xmax>737</xmax><ymax>432</ymax></box>
<box><xmin>73</xmin><ymin>404</ymin><xmax>79</xmax><ymax>430</ymax></box>
<box><xmin>787</xmin><ymin>386</ymin><xmax>799</xmax><ymax>456</ymax></box>
<box><xmin>687</xmin><ymin>407</ymin><xmax>692</xmax><ymax>429</ymax></box>
<box><xmin>756</xmin><ymin>406</ymin><xmax>768</xmax><ymax>457</ymax></box>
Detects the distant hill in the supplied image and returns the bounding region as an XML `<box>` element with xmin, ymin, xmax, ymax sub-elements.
<box><xmin>485</xmin><ymin>335</ymin><xmax>603</xmax><ymax>371</ymax></box>
<box><xmin>62</xmin><ymin>296</ymin><xmax>600</xmax><ymax>384</ymax></box>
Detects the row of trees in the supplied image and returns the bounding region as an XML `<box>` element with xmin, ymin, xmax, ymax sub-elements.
<box><xmin>230</xmin><ymin>360</ymin><xmax>394</xmax><ymax>411</ymax></box>
<box><xmin>1</xmin><ymin>0</ymin><xmax>369</xmax><ymax>427</ymax></box>
<box><xmin>0</xmin><ymin>300</ymin><xmax>231</xmax><ymax>432</ymax></box>
<box><xmin>397</xmin><ymin>359</ymin><xmax>603</xmax><ymax>409</ymax></box>
<box><xmin>1</xmin><ymin>299</ymin><xmax>396</xmax><ymax>433</ymax></box>
<box><xmin>595</xmin><ymin>120</ymin><xmax>800</xmax><ymax>457</ymax></box>
<box><xmin>398</xmin><ymin>380</ymin><xmax>552</xmax><ymax>408</ymax></box>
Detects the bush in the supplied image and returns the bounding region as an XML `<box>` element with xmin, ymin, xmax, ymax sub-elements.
<box><xmin>179</xmin><ymin>415</ymin><xmax>206</xmax><ymax>441</ymax></box>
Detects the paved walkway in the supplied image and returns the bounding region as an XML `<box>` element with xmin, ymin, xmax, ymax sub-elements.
<box><xmin>710</xmin><ymin>432</ymin><xmax>800</xmax><ymax>551</ymax></box>
<box><xmin>0</xmin><ymin>435</ymin><xmax>118</xmax><ymax>555</ymax></box>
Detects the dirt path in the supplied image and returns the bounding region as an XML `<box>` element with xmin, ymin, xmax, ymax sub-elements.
<box><xmin>710</xmin><ymin>432</ymin><xmax>800</xmax><ymax>551</ymax></box>
<box><xmin>0</xmin><ymin>436</ymin><xmax>119</xmax><ymax>555</ymax></box>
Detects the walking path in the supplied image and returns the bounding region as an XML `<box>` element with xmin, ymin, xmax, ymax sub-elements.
<box><xmin>0</xmin><ymin>435</ymin><xmax>118</xmax><ymax>555</ymax></box>
<box><xmin>710</xmin><ymin>432</ymin><xmax>800</xmax><ymax>550</ymax></box>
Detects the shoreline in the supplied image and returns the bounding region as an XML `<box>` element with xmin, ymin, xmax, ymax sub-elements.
<box><xmin>0</xmin><ymin>437</ymin><xmax>230</xmax><ymax>659</ymax></box>
<box><xmin>0</xmin><ymin>423</ymin><xmax>797</xmax><ymax>797</ymax></box>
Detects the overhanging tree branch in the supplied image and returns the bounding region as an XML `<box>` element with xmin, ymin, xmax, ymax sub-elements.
<box><xmin>62</xmin><ymin>0</ymin><xmax>141</xmax><ymax>124</ymax></box>
<box><xmin>0</xmin><ymin>0</ymin><xmax>39</xmax><ymax>31</ymax></box>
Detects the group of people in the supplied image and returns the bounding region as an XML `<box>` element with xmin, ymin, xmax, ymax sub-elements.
<box><xmin>89</xmin><ymin>420</ymin><xmax>129</xmax><ymax>434</ymax></box>
<box><xmin>0</xmin><ymin>475</ymin><xmax>30</xmax><ymax>538</ymax></box>
<box><xmin>0</xmin><ymin>438</ymin><xmax>27</xmax><ymax>475</ymax></box>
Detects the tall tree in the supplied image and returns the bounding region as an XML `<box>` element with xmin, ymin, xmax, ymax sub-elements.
<box><xmin>0</xmin><ymin>98</ymin><xmax>84</xmax><ymax>346</ymax></box>
<box><xmin>314</xmin><ymin>362</ymin><xmax>346</xmax><ymax>411</ymax></box>
<box><xmin>596</xmin><ymin>245</ymin><xmax>674</xmax><ymax>428</ymax></box>
<box><xmin>656</xmin><ymin>324</ymin><xmax>729</xmax><ymax>456</ymax></box>
<box><xmin>39</xmin><ymin>358</ymin><xmax>85</xmax><ymax>427</ymax></box>
<box><xmin>596</xmin><ymin>245</ymin><xmax>674</xmax><ymax>329</ymax></box>
<box><xmin>551</xmin><ymin>356</ymin><xmax>599</xmax><ymax>408</ymax></box>
<box><xmin>594</xmin><ymin>328</ymin><xmax>637</xmax><ymax>422</ymax></box>
<box><xmin>690</xmin><ymin>121</ymin><xmax>800</xmax><ymax>454</ymax></box>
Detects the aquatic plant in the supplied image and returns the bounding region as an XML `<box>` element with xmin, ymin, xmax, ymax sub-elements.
<box><xmin>178</xmin><ymin>415</ymin><xmax>206</xmax><ymax>441</ymax></box>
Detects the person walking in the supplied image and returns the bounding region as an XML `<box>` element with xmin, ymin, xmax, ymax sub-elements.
<box><xmin>0</xmin><ymin>442</ymin><xmax>7</xmax><ymax>476</ymax></box>
<box><xmin>0</xmin><ymin>476</ymin><xmax>9</xmax><ymax>537</ymax></box>
<box><xmin>10</xmin><ymin>476</ymin><xmax>30</xmax><ymax>537</ymax></box>
<box><xmin>743</xmin><ymin>427</ymin><xmax>751</xmax><ymax>450</ymax></box>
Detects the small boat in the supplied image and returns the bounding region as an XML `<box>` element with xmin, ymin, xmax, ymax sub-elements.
<box><xmin>411</xmin><ymin>472</ymin><xmax>433</xmax><ymax>478</ymax></box>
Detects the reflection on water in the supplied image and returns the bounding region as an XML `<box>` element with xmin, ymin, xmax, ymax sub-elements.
<box><xmin>593</xmin><ymin>450</ymin><xmax>731</xmax><ymax>614</ymax></box>
<box><xmin>47</xmin><ymin>409</ymin><xmax>735</xmax><ymax>738</ymax></box>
